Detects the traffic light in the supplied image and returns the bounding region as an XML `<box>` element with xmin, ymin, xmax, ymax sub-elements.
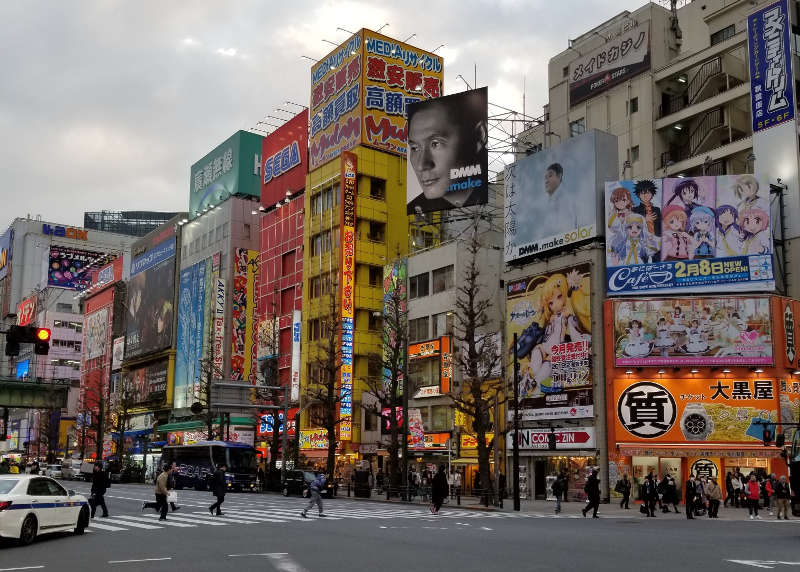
<box><xmin>762</xmin><ymin>426</ymin><xmax>773</xmax><ymax>446</ymax></box>
<box><xmin>548</xmin><ymin>429</ymin><xmax>557</xmax><ymax>451</ymax></box>
<box><xmin>4</xmin><ymin>326</ymin><xmax>51</xmax><ymax>356</ymax></box>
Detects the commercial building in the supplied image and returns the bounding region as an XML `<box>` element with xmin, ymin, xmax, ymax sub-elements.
<box><xmin>84</xmin><ymin>211</ymin><xmax>180</xmax><ymax>238</ymax></box>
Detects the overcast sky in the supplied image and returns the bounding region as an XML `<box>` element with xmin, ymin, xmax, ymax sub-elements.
<box><xmin>0</xmin><ymin>0</ymin><xmax>633</xmax><ymax>233</ymax></box>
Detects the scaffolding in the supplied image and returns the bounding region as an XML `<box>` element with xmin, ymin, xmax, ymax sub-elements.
<box><xmin>83</xmin><ymin>211</ymin><xmax>179</xmax><ymax>237</ymax></box>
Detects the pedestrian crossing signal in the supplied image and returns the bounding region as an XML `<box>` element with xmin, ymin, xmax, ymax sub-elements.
<box><xmin>762</xmin><ymin>427</ymin><xmax>772</xmax><ymax>446</ymax></box>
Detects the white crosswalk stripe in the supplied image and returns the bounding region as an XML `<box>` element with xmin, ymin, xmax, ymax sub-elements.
<box><xmin>95</xmin><ymin>517</ymin><xmax>163</xmax><ymax>529</ymax></box>
<box><xmin>113</xmin><ymin>515</ymin><xmax>196</xmax><ymax>527</ymax></box>
<box><xmin>141</xmin><ymin>513</ymin><xmax>228</xmax><ymax>525</ymax></box>
<box><xmin>87</xmin><ymin>521</ymin><xmax>128</xmax><ymax>531</ymax></box>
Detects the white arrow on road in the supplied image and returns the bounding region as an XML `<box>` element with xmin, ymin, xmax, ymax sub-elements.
<box><xmin>727</xmin><ymin>561</ymin><xmax>800</xmax><ymax>569</ymax></box>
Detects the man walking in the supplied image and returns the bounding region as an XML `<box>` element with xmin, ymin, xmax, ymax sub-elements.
<box><xmin>431</xmin><ymin>465</ymin><xmax>449</xmax><ymax>515</ymax></box>
<box><xmin>615</xmin><ymin>474</ymin><xmax>631</xmax><ymax>509</ymax></box>
<box><xmin>301</xmin><ymin>472</ymin><xmax>327</xmax><ymax>518</ymax></box>
<box><xmin>142</xmin><ymin>464</ymin><xmax>171</xmax><ymax>521</ymax></box>
<box><xmin>705</xmin><ymin>477</ymin><xmax>722</xmax><ymax>518</ymax></box>
<box><xmin>553</xmin><ymin>472</ymin><xmax>567</xmax><ymax>514</ymax></box>
<box><xmin>581</xmin><ymin>469</ymin><xmax>601</xmax><ymax>518</ymax></box>
<box><xmin>775</xmin><ymin>475</ymin><xmax>792</xmax><ymax>520</ymax></box>
<box><xmin>90</xmin><ymin>463</ymin><xmax>109</xmax><ymax>518</ymax></box>
<box><xmin>685</xmin><ymin>475</ymin><xmax>697</xmax><ymax>519</ymax></box>
<box><xmin>209</xmin><ymin>464</ymin><xmax>227</xmax><ymax>516</ymax></box>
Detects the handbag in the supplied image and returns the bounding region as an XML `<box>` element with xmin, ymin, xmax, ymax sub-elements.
<box><xmin>167</xmin><ymin>491</ymin><xmax>178</xmax><ymax>504</ymax></box>
<box><xmin>639</xmin><ymin>504</ymin><xmax>648</xmax><ymax>514</ymax></box>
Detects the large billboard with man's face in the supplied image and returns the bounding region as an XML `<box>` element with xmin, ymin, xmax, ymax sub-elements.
<box><xmin>406</xmin><ymin>87</ymin><xmax>488</xmax><ymax>215</ymax></box>
<box><xmin>504</xmin><ymin>130</ymin><xmax>617</xmax><ymax>262</ymax></box>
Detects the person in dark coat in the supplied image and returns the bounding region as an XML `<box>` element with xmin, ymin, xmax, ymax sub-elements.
<box><xmin>615</xmin><ymin>474</ymin><xmax>632</xmax><ymax>509</ymax></box>
<box><xmin>642</xmin><ymin>473</ymin><xmax>658</xmax><ymax>517</ymax></box>
<box><xmin>208</xmin><ymin>464</ymin><xmax>227</xmax><ymax>516</ymax></box>
<box><xmin>90</xmin><ymin>463</ymin><xmax>110</xmax><ymax>518</ymax></box>
<box><xmin>431</xmin><ymin>465</ymin><xmax>449</xmax><ymax>515</ymax></box>
<box><xmin>582</xmin><ymin>469</ymin><xmax>601</xmax><ymax>518</ymax></box>
<box><xmin>167</xmin><ymin>462</ymin><xmax>180</xmax><ymax>512</ymax></box>
<box><xmin>685</xmin><ymin>475</ymin><xmax>698</xmax><ymax>519</ymax></box>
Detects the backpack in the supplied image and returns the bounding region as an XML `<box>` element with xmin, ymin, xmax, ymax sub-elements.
<box><xmin>311</xmin><ymin>474</ymin><xmax>326</xmax><ymax>490</ymax></box>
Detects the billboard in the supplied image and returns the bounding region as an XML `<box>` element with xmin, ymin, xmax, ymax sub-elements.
<box><xmin>257</xmin><ymin>408</ymin><xmax>298</xmax><ymax>438</ymax></box>
<box><xmin>230</xmin><ymin>249</ymin><xmax>258</xmax><ymax>382</ymax></box>
<box><xmin>84</xmin><ymin>307</ymin><xmax>109</xmax><ymax>360</ymax></box>
<box><xmin>299</xmin><ymin>428</ymin><xmax>329</xmax><ymax>449</ymax></box>
<box><xmin>214</xmin><ymin>278</ymin><xmax>225</xmax><ymax>373</ymax></box>
<box><xmin>309</xmin><ymin>29</ymin><xmax>445</xmax><ymax>171</ymax></box>
<box><xmin>0</xmin><ymin>228</ymin><xmax>12</xmax><ymax>281</ymax></box>
<box><xmin>125</xmin><ymin>237</ymin><xmax>176</xmax><ymax>359</ymax></box>
<box><xmin>748</xmin><ymin>0</ymin><xmax>795</xmax><ymax>132</ymax></box>
<box><xmin>111</xmin><ymin>337</ymin><xmax>124</xmax><ymax>371</ymax></box>
<box><xmin>506</xmin><ymin>263</ymin><xmax>593</xmax><ymax>420</ymax></box>
<box><xmin>261</xmin><ymin>110</ymin><xmax>308</xmax><ymax>207</ymax></box>
<box><xmin>339</xmin><ymin>152</ymin><xmax>357</xmax><ymax>440</ymax></box>
<box><xmin>504</xmin><ymin>130</ymin><xmax>617</xmax><ymax>262</ymax></box>
<box><xmin>17</xmin><ymin>295</ymin><xmax>37</xmax><ymax>326</ymax></box>
<box><xmin>605</xmin><ymin>175</ymin><xmax>774</xmax><ymax>294</ymax></box>
<box><xmin>48</xmin><ymin>246</ymin><xmax>103</xmax><ymax>290</ymax></box>
<box><xmin>361</xmin><ymin>29</ymin><xmax>444</xmax><ymax>156</ymax></box>
<box><xmin>189</xmin><ymin>130</ymin><xmax>264</xmax><ymax>218</ymax></box>
<box><xmin>612</xmin><ymin>296</ymin><xmax>773</xmax><ymax>367</ymax></box>
<box><xmin>126</xmin><ymin>359</ymin><xmax>169</xmax><ymax>406</ymax></box>
<box><xmin>613</xmin><ymin>377</ymin><xmax>779</xmax><ymax>444</ymax></box>
<box><xmin>290</xmin><ymin>310</ymin><xmax>301</xmax><ymax>402</ymax></box>
<box><xmin>406</xmin><ymin>87</ymin><xmax>488</xmax><ymax>214</ymax></box>
<box><xmin>408</xmin><ymin>336</ymin><xmax>453</xmax><ymax>397</ymax></box>
<box><xmin>569</xmin><ymin>24</ymin><xmax>650</xmax><ymax>105</ymax></box>
<box><xmin>507</xmin><ymin>427</ymin><xmax>596</xmax><ymax>451</ymax></box>
<box><xmin>175</xmin><ymin>261</ymin><xmax>207</xmax><ymax>409</ymax></box>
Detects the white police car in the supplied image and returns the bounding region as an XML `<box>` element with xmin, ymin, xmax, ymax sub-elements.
<box><xmin>0</xmin><ymin>475</ymin><xmax>90</xmax><ymax>545</ymax></box>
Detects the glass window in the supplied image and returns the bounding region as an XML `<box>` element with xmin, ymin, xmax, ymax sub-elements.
<box><xmin>243</xmin><ymin>224</ymin><xmax>251</xmax><ymax>239</ymax></box>
<box><xmin>27</xmin><ymin>478</ymin><xmax>51</xmax><ymax>496</ymax></box>
<box><xmin>56</xmin><ymin>302</ymin><xmax>72</xmax><ymax>313</ymax></box>
<box><xmin>569</xmin><ymin>118</ymin><xmax>585</xmax><ymax>138</ymax></box>
<box><xmin>211</xmin><ymin>446</ymin><xmax>226</xmax><ymax>467</ymax></box>
<box><xmin>710</xmin><ymin>24</ymin><xmax>734</xmax><ymax>46</ymax></box>
<box><xmin>364</xmin><ymin>411</ymin><xmax>377</xmax><ymax>431</ymax></box>
<box><xmin>368</xmin><ymin>313</ymin><xmax>382</xmax><ymax>331</ymax></box>
<box><xmin>431</xmin><ymin>405</ymin><xmax>450</xmax><ymax>430</ymax></box>
<box><xmin>562</xmin><ymin>65</ymin><xmax>569</xmax><ymax>78</ymax></box>
<box><xmin>432</xmin><ymin>312</ymin><xmax>454</xmax><ymax>338</ymax></box>
<box><xmin>369</xmin><ymin>266</ymin><xmax>382</xmax><ymax>286</ymax></box>
<box><xmin>408</xmin><ymin>357</ymin><xmax>438</xmax><ymax>391</ymax></box>
<box><xmin>432</xmin><ymin>265</ymin><xmax>454</xmax><ymax>294</ymax></box>
<box><xmin>368</xmin><ymin>221</ymin><xmax>386</xmax><ymax>242</ymax></box>
<box><xmin>227</xmin><ymin>448</ymin><xmax>257</xmax><ymax>471</ymax></box>
<box><xmin>409</xmin><ymin>273</ymin><xmax>429</xmax><ymax>299</ymax></box>
<box><xmin>628</xmin><ymin>97</ymin><xmax>638</xmax><ymax>114</ymax></box>
<box><xmin>630</xmin><ymin>145</ymin><xmax>640</xmax><ymax>163</ymax></box>
<box><xmin>370</xmin><ymin>178</ymin><xmax>386</xmax><ymax>200</ymax></box>
<box><xmin>0</xmin><ymin>480</ymin><xmax>18</xmax><ymax>494</ymax></box>
<box><xmin>45</xmin><ymin>479</ymin><xmax>67</xmax><ymax>496</ymax></box>
<box><xmin>408</xmin><ymin>316</ymin><xmax>429</xmax><ymax>343</ymax></box>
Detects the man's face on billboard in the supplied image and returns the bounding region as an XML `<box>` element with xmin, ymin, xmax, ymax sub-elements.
<box><xmin>409</xmin><ymin>105</ymin><xmax>461</xmax><ymax>200</ymax></box>
<box><xmin>544</xmin><ymin>169</ymin><xmax>561</xmax><ymax>194</ymax></box>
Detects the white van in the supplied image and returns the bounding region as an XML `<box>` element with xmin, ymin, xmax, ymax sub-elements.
<box><xmin>61</xmin><ymin>459</ymin><xmax>83</xmax><ymax>480</ymax></box>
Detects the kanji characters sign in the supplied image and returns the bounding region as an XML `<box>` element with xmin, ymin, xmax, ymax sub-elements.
<box><xmin>613</xmin><ymin>377</ymin><xmax>779</xmax><ymax>444</ymax></box>
<box><xmin>338</xmin><ymin>152</ymin><xmax>357</xmax><ymax>440</ymax></box>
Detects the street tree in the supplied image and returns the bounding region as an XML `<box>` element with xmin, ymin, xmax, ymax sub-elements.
<box><xmin>109</xmin><ymin>372</ymin><xmax>139</xmax><ymax>463</ymax></box>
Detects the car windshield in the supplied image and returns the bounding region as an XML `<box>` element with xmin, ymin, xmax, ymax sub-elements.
<box><xmin>226</xmin><ymin>448</ymin><xmax>257</xmax><ymax>473</ymax></box>
<box><xmin>0</xmin><ymin>479</ymin><xmax>18</xmax><ymax>494</ymax></box>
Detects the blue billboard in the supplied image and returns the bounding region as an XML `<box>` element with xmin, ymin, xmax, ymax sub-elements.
<box><xmin>174</xmin><ymin>261</ymin><xmax>207</xmax><ymax>409</ymax></box>
<box><xmin>15</xmin><ymin>360</ymin><xmax>29</xmax><ymax>380</ymax></box>
<box><xmin>748</xmin><ymin>0</ymin><xmax>795</xmax><ymax>132</ymax></box>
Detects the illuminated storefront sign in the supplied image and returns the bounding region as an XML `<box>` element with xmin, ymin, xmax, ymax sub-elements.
<box><xmin>338</xmin><ymin>152</ymin><xmax>357</xmax><ymax>440</ymax></box>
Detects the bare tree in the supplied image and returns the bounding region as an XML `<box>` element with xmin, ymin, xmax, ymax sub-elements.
<box><xmin>448</xmin><ymin>224</ymin><xmax>504</xmax><ymax>506</ymax></box>
<box><xmin>193</xmin><ymin>338</ymin><xmax>223</xmax><ymax>441</ymax></box>
<box><xmin>109</xmin><ymin>373</ymin><xmax>139</xmax><ymax>463</ymax></box>
<box><xmin>253</xmin><ymin>310</ymin><xmax>282</xmax><ymax>476</ymax></box>
<box><xmin>362</xmin><ymin>258</ymin><xmax>407</xmax><ymax>497</ymax></box>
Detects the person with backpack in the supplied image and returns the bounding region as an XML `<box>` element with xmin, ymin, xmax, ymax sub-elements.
<box><xmin>552</xmin><ymin>472</ymin><xmax>566</xmax><ymax>514</ymax></box>
<box><xmin>615</xmin><ymin>474</ymin><xmax>631</xmax><ymax>509</ymax></box>
<box><xmin>301</xmin><ymin>472</ymin><xmax>328</xmax><ymax>518</ymax></box>
<box><xmin>581</xmin><ymin>468</ymin><xmax>601</xmax><ymax>518</ymax></box>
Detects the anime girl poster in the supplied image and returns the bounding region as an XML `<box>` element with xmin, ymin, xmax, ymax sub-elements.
<box><xmin>605</xmin><ymin>180</ymin><xmax>661</xmax><ymax>265</ymax></box>
<box><xmin>661</xmin><ymin>176</ymin><xmax>716</xmax><ymax>260</ymax></box>
<box><xmin>715</xmin><ymin>174</ymin><xmax>771</xmax><ymax>257</ymax></box>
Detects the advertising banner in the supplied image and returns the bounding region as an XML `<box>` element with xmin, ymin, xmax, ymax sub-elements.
<box><xmin>748</xmin><ymin>0</ymin><xmax>795</xmax><ymax>132</ymax></box>
<box><xmin>605</xmin><ymin>175</ymin><xmax>774</xmax><ymax>294</ymax></box>
<box><xmin>230</xmin><ymin>249</ymin><xmax>258</xmax><ymax>382</ymax></box>
<box><xmin>410</xmin><ymin>432</ymin><xmax>449</xmax><ymax>451</ymax></box>
<box><xmin>262</xmin><ymin>110</ymin><xmax>308</xmax><ymax>206</ymax></box>
<box><xmin>504</xmin><ymin>130</ymin><xmax>617</xmax><ymax>262</ymax></box>
<box><xmin>339</xmin><ymin>152</ymin><xmax>357</xmax><ymax>440</ymax></box>
<box><xmin>48</xmin><ymin>246</ymin><xmax>103</xmax><ymax>290</ymax></box>
<box><xmin>111</xmin><ymin>337</ymin><xmax>124</xmax><ymax>371</ymax></box>
<box><xmin>256</xmin><ymin>318</ymin><xmax>278</xmax><ymax>363</ymax></box>
<box><xmin>214</xmin><ymin>278</ymin><xmax>225</xmax><ymax>373</ymax></box>
<box><xmin>290</xmin><ymin>310</ymin><xmax>301</xmax><ymax>402</ymax></box>
<box><xmin>406</xmin><ymin>87</ymin><xmax>488</xmax><ymax>215</ymax></box>
<box><xmin>613</xmin><ymin>377</ymin><xmax>779</xmax><ymax>444</ymax></box>
<box><xmin>125</xmin><ymin>359</ymin><xmax>169</xmax><ymax>406</ymax></box>
<box><xmin>382</xmin><ymin>258</ymin><xmax>407</xmax><ymax>394</ymax></box>
<box><xmin>381</xmin><ymin>406</ymin><xmax>404</xmax><ymax>435</ymax></box>
<box><xmin>17</xmin><ymin>295</ymin><xmax>37</xmax><ymax>326</ymax></box>
<box><xmin>506</xmin><ymin>263</ymin><xmax>593</xmax><ymax>420</ymax></box>
<box><xmin>299</xmin><ymin>428</ymin><xmax>329</xmax><ymax>450</ymax></box>
<box><xmin>613</xmin><ymin>296</ymin><xmax>773</xmax><ymax>367</ymax></box>
<box><xmin>175</xmin><ymin>261</ymin><xmax>207</xmax><ymax>409</ymax></box>
<box><xmin>189</xmin><ymin>130</ymin><xmax>264</xmax><ymax>218</ymax></box>
<box><xmin>0</xmin><ymin>228</ymin><xmax>12</xmax><ymax>281</ymax></box>
<box><xmin>257</xmin><ymin>408</ymin><xmax>298</xmax><ymax>438</ymax></box>
<box><xmin>125</xmin><ymin>237</ymin><xmax>176</xmax><ymax>359</ymax></box>
<box><xmin>408</xmin><ymin>408</ymin><xmax>424</xmax><ymax>448</ymax></box>
<box><xmin>569</xmin><ymin>24</ymin><xmax>650</xmax><ymax>105</ymax></box>
<box><xmin>361</xmin><ymin>29</ymin><xmax>444</xmax><ymax>156</ymax></box>
<box><xmin>507</xmin><ymin>427</ymin><xmax>596</xmax><ymax>450</ymax></box>
<box><xmin>84</xmin><ymin>307</ymin><xmax>109</xmax><ymax>360</ymax></box>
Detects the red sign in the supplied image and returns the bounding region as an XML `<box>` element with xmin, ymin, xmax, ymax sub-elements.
<box><xmin>257</xmin><ymin>408</ymin><xmax>298</xmax><ymax>438</ymax></box>
<box><xmin>17</xmin><ymin>296</ymin><xmax>37</xmax><ymax>326</ymax></box>
<box><xmin>261</xmin><ymin>110</ymin><xmax>308</xmax><ymax>207</ymax></box>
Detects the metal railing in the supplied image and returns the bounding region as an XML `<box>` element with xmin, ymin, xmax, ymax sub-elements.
<box><xmin>689</xmin><ymin>107</ymin><xmax>724</xmax><ymax>156</ymax></box>
<box><xmin>688</xmin><ymin>57</ymin><xmax>722</xmax><ymax>104</ymax></box>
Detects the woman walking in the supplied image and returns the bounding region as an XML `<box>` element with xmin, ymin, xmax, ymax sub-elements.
<box><xmin>430</xmin><ymin>465</ymin><xmax>449</xmax><ymax>515</ymax></box>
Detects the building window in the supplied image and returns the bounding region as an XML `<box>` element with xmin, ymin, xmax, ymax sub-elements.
<box><xmin>56</xmin><ymin>303</ymin><xmax>72</xmax><ymax>313</ymax></box>
<box><xmin>243</xmin><ymin>224</ymin><xmax>251</xmax><ymax>239</ymax></box>
<box><xmin>409</xmin><ymin>273</ymin><xmax>430</xmax><ymax>299</ymax></box>
<box><xmin>562</xmin><ymin>65</ymin><xmax>569</xmax><ymax>78</ymax></box>
<box><xmin>364</xmin><ymin>410</ymin><xmax>377</xmax><ymax>432</ymax></box>
<box><xmin>368</xmin><ymin>359</ymin><xmax>381</xmax><ymax>380</ymax></box>
<box><xmin>408</xmin><ymin>316</ymin><xmax>429</xmax><ymax>342</ymax></box>
<box><xmin>370</xmin><ymin>178</ymin><xmax>386</xmax><ymax>200</ymax></box>
<box><xmin>409</xmin><ymin>357</ymin><xmax>438</xmax><ymax>393</ymax></box>
<box><xmin>629</xmin><ymin>145</ymin><xmax>640</xmax><ymax>163</ymax></box>
<box><xmin>627</xmin><ymin>97</ymin><xmax>639</xmax><ymax>114</ymax></box>
<box><xmin>282</xmin><ymin>250</ymin><xmax>295</xmax><ymax>277</ymax></box>
<box><xmin>710</xmin><ymin>24</ymin><xmax>734</xmax><ymax>46</ymax></box>
<box><xmin>431</xmin><ymin>405</ymin><xmax>450</xmax><ymax>430</ymax></box>
<box><xmin>368</xmin><ymin>312</ymin><xmax>382</xmax><ymax>332</ymax></box>
<box><xmin>367</xmin><ymin>221</ymin><xmax>385</xmax><ymax>243</ymax></box>
<box><xmin>569</xmin><ymin>118</ymin><xmax>585</xmax><ymax>138</ymax></box>
<box><xmin>432</xmin><ymin>265</ymin><xmax>454</xmax><ymax>294</ymax></box>
<box><xmin>432</xmin><ymin>312</ymin><xmax>454</xmax><ymax>338</ymax></box>
<box><xmin>223</xmin><ymin>222</ymin><xmax>229</xmax><ymax>237</ymax></box>
<box><xmin>368</xmin><ymin>265</ymin><xmax>383</xmax><ymax>287</ymax></box>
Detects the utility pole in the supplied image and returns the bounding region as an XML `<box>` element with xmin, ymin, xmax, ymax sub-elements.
<box><xmin>512</xmin><ymin>333</ymin><xmax>520</xmax><ymax>512</ymax></box>
<box><xmin>401</xmin><ymin>337</ymin><xmax>409</xmax><ymax>500</ymax></box>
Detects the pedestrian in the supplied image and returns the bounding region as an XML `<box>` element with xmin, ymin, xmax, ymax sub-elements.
<box><xmin>257</xmin><ymin>465</ymin><xmax>265</xmax><ymax>492</ymax></box>
<box><xmin>775</xmin><ymin>475</ymin><xmax>792</xmax><ymax>520</ymax></box>
<box><xmin>300</xmin><ymin>472</ymin><xmax>327</xmax><ymax>518</ymax></box>
<box><xmin>615</xmin><ymin>474</ymin><xmax>631</xmax><ymax>509</ymax></box>
<box><xmin>746</xmin><ymin>474</ymin><xmax>762</xmax><ymax>520</ymax></box>
<box><xmin>766</xmin><ymin>473</ymin><xmax>777</xmax><ymax>515</ymax></box>
<box><xmin>208</xmin><ymin>463</ymin><xmax>227</xmax><ymax>516</ymax></box>
<box><xmin>431</xmin><ymin>465</ymin><xmax>449</xmax><ymax>515</ymax></box>
<box><xmin>685</xmin><ymin>475</ymin><xmax>697</xmax><ymax>520</ymax></box>
<box><xmin>581</xmin><ymin>468</ymin><xmax>600</xmax><ymax>518</ymax></box>
<box><xmin>724</xmin><ymin>472</ymin><xmax>734</xmax><ymax>507</ymax></box>
<box><xmin>642</xmin><ymin>473</ymin><xmax>658</xmax><ymax>517</ymax></box>
<box><xmin>732</xmin><ymin>471</ymin><xmax>743</xmax><ymax>508</ymax></box>
<box><xmin>552</xmin><ymin>472</ymin><xmax>567</xmax><ymax>514</ymax></box>
<box><xmin>452</xmin><ymin>469</ymin><xmax>462</xmax><ymax>501</ymax></box>
<box><xmin>142</xmin><ymin>464</ymin><xmax>171</xmax><ymax>521</ymax></box>
<box><xmin>499</xmin><ymin>472</ymin><xmax>507</xmax><ymax>500</ymax></box>
<box><xmin>663</xmin><ymin>475</ymin><xmax>679</xmax><ymax>513</ymax></box>
<box><xmin>695</xmin><ymin>477</ymin><xmax>706</xmax><ymax>516</ymax></box>
<box><xmin>167</xmin><ymin>462</ymin><xmax>180</xmax><ymax>512</ymax></box>
<box><xmin>90</xmin><ymin>463</ymin><xmax>109</xmax><ymax>518</ymax></box>
<box><xmin>705</xmin><ymin>477</ymin><xmax>722</xmax><ymax>518</ymax></box>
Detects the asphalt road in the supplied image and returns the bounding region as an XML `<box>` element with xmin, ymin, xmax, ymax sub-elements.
<box><xmin>0</xmin><ymin>481</ymin><xmax>798</xmax><ymax>571</ymax></box>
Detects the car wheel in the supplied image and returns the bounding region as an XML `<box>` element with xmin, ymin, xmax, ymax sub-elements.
<box><xmin>19</xmin><ymin>514</ymin><xmax>37</xmax><ymax>546</ymax></box>
<box><xmin>74</xmin><ymin>506</ymin><xmax>90</xmax><ymax>535</ymax></box>
<box><xmin>282</xmin><ymin>486</ymin><xmax>289</xmax><ymax>497</ymax></box>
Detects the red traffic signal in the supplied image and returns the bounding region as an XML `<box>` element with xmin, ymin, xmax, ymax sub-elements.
<box><xmin>762</xmin><ymin>427</ymin><xmax>773</xmax><ymax>446</ymax></box>
<box><xmin>35</xmin><ymin>328</ymin><xmax>51</xmax><ymax>342</ymax></box>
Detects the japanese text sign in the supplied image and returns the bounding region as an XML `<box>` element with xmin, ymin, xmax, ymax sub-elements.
<box><xmin>339</xmin><ymin>152</ymin><xmax>357</xmax><ymax>440</ymax></box>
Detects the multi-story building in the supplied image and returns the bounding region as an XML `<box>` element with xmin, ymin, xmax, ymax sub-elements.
<box><xmin>300</xmin><ymin>29</ymin><xmax>443</xmax><ymax>471</ymax></box>
<box><xmin>83</xmin><ymin>211</ymin><xmax>180</xmax><ymax>238</ymax></box>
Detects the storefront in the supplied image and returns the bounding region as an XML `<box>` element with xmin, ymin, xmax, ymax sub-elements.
<box><xmin>605</xmin><ymin>296</ymin><xmax>793</xmax><ymax>502</ymax></box>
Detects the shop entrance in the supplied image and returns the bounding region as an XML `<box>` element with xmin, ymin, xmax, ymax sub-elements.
<box><xmin>534</xmin><ymin>460</ymin><xmax>547</xmax><ymax>500</ymax></box>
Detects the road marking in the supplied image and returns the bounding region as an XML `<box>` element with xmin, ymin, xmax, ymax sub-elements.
<box><xmin>727</xmin><ymin>561</ymin><xmax>800</xmax><ymax>569</ymax></box>
<box><xmin>0</xmin><ymin>567</ymin><xmax>45</xmax><ymax>571</ymax></box>
<box><xmin>265</xmin><ymin>553</ymin><xmax>309</xmax><ymax>572</ymax></box>
<box><xmin>108</xmin><ymin>558</ymin><xmax>172</xmax><ymax>564</ymax></box>
<box><xmin>112</xmin><ymin>515</ymin><xmax>195</xmax><ymax>528</ymax></box>
<box><xmin>480</xmin><ymin>526</ymin><xmax>493</xmax><ymax>531</ymax></box>
<box><xmin>141</xmin><ymin>513</ymin><xmax>227</xmax><ymax>526</ymax></box>
<box><xmin>185</xmin><ymin>511</ymin><xmax>274</xmax><ymax>524</ymax></box>
<box><xmin>228</xmin><ymin>553</ymin><xmax>288</xmax><ymax>557</ymax></box>
<box><xmin>97</xmin><ymin>517</ymin><xmax>163</xmax><ymax>529</ymax></box>
<box><xmin>87</xmin><ymin>522</ymin><xmax>128</xmax><ymax>531</ymax></box>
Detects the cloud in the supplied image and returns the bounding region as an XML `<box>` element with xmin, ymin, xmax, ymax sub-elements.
<box><xmin>215</xmin><ymin>47</ymin><xmax>238</xmax><ymax>57</ymax></box>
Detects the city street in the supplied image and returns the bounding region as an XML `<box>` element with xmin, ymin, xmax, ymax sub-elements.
<box><xmin>0</xmin><ymin>483</ymin><xmax>798</xmax><ymax>571</ymax></box>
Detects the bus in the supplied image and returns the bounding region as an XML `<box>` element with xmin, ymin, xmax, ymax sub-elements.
<box><xmin>160</xmin><ymin>441</ymin><xmax>259</xmax><ymax>492</ymax></box>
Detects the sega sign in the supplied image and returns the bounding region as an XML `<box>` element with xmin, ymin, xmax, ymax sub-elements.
<box><xmin>260</xmin><ymin>110</ymin><xmax>308</xmax><ymax>207</ymax></box>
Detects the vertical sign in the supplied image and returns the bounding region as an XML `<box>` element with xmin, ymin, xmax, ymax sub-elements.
<box><xmin>17</xmin><ymin>296</ymin><xmax>37</xmax><ymax>326</ymax></box>
<box><xmin>339</xmin><ymin>152</ymin><xmax>357</xmax><ymax>440</ymax></box>
<box><xmin>440</xmin><ymin>336</ymin><xmax>452</xmax><ymax>394</ymax></box>
<box><xmin>291</xmin><ymin>310</ymin><xmax>302</xmax><ymax>402</ymax></box>
<box><xmin>748</xmin><ymin>0</ymin><xmax>795</xmax><ymax>132</ymax></box>
<box><xmin>214</xmin><ymin>278</ymin><xmax>225</xmax><ymax>374</ymax></box>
